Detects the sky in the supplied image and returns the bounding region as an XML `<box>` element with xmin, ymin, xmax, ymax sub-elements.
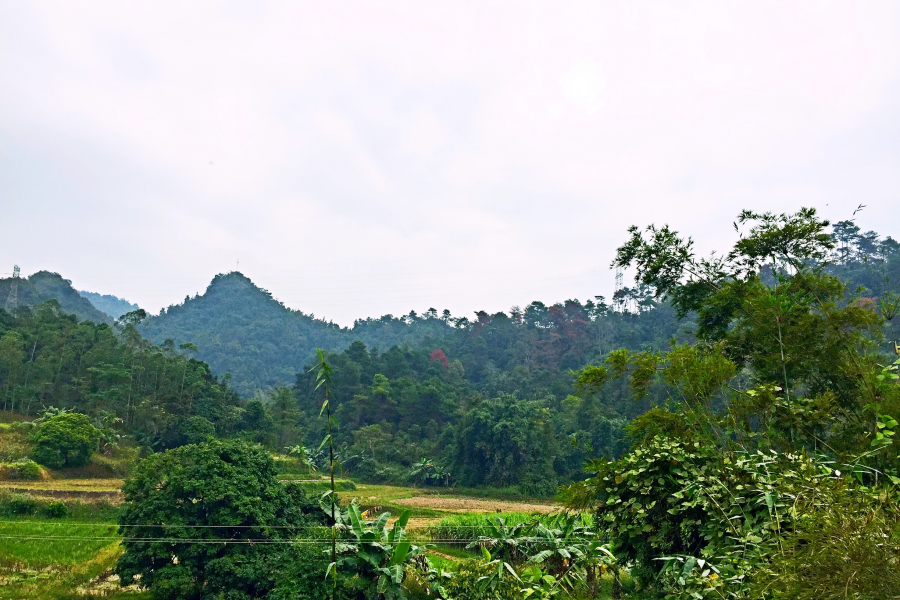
<box><xmin>2</xmin><ymin>1</ymin><xmax>899</xmax><ymax>326</ymax></box>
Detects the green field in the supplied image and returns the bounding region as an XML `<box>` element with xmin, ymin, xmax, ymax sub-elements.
<box><xmin>0</xmin><ymin>518</ymin><xmax>118</xmax><ymax>569</ymax></box>
<box><xmin>0</xmin><ymin>477</ymin><xmax>564</xmax><ymax>598</ymax></box>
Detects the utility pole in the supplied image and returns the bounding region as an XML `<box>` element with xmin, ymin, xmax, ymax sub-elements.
<box><xmin>5</xmin><ymin>265</ymin><xmax>19</xmax><ymax>315</ymax></box>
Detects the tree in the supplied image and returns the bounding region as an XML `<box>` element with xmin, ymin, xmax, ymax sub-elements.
<box><xmin>116</xmin><ymin>439</ymin><xmax>320</xmax><ymax>600</ymax></box>
<box><xmin>31</xmin><ymin>412</ymin><xmax>100</xmax><ymax>469</ymax></box>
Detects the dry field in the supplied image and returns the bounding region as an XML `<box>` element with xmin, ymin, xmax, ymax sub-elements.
<box><xmin>394</xmin><ymin>496</ymin><xmax>555</xmax><ymax>513</ymax></box>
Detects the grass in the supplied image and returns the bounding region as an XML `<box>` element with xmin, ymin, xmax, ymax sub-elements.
<box><xmin>0</xmin><ymin>540</ymin><xmax>149</xmax><ymax>600</ymax></box>
<box><xmin>0</xmin><ymin>478</ymin><xmax>123</xmax><ymax>492</ymax></box>
<box><xmin>0</xmin><ymin>517</ymin><xmax>119</xmax><ymax>569</ymax></box>
<box><xmin>0</xmin><ymin>422</ymin><xmax>32</xmax><ymax>463</ymax></box>
<box><xmin>428</xmin><ymin>512</ymin><xmax>541</xmax><ymax>547</ymax></box>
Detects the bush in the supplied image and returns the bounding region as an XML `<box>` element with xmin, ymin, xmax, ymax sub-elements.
<box><xmin>442</xmin><ymin>558</ymin><xmax>522</xmax><ymax>600</ymax></box>
<box><xmin>43</xmin><ymin>500</ymin><xmax>69</xmax><ymax>518</ymax></box>
<box><xmin>752</xmin><ymin>486</ymin><xmax>900</xmax><ymax>599</ymax></box>
<box><xmin>0</xmin><ymin>459</ymin><xmax>42</xmax><ymax>480</ymax></box>
<box><xmin>31</xmin><ymin>413</ymin><xmax>101</xmax><ymax>469</ymax></box>
<box><xmin>0</xmin><ymin>493</ymin><xmax>39</xmax><ymax>516</ymax></box>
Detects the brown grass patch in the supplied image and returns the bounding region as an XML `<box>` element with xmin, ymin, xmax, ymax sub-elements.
<box><xmin>394</xmin><ymin>496</ymin><xmax>555</xmax><ymax>514</ymax></box>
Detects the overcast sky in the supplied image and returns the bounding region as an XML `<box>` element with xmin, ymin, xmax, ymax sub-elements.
<box><xmin>2</xmin><ymin>2</ymin><xmax>899</xmax><ymax>325</ymax></box>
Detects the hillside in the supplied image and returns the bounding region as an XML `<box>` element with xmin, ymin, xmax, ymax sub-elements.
<box><xmin>139</xmin><ymin>271</ymin><xmax>686</xmax><ymax>399</ymax></box>
<box><xmin>79</xmin><ymin>290</ymin><xmax>139</xmax><ymax>319</ymax></box>
<box><xmin>0</xmin><ymin>271</ymin><xmax>112</xmax><ymax>324</ymax></box>
<box><xmin>140</xmin><ymin>272</ymin><xmax>348</xmax><ymax>396</ymax></box>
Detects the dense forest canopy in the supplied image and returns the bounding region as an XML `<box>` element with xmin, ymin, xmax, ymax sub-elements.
<box><xmin>77</xmin><ymin>290</ymin><xmax>139</xmax><ymax>320</ymax></box>
<box><xmin>0</xmin><ymin>210</ymin><xmax>897</xmax><ymax>494</ymax></box>
<box><xmin>0</xmin><ymin>271</ymin><xmax>112</xmax><ymax>325</ymax></box>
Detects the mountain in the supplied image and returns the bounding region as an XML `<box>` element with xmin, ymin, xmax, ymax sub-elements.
<box><xmin>79</xmin><ymin>290</ymin><xmax>140</xmax><ymax>320</ymax></box>
<box><xmin>0</xmin><ymin>271</ymin><xmax>113</xmax><ymax>324</ymax></box>
<box><xmin>138</xmin><ymin>271</ymin><xmax>686</xmax><ymax>398</ymax></box>
<box><xmin>140</xmin><ymin>272</ymin><xmax>348</xmax><ymax>396</ymax></box>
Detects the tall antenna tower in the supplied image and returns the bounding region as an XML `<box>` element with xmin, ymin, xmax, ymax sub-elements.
<box><xmin>613</xmin><ymin>266</ymin><xmax>624</xmax><ymax>312</ymax></box>
<box><xmin>5</xmin><ymin>265</ymin><xmax>20</xmax><ymax>315</ymax></box>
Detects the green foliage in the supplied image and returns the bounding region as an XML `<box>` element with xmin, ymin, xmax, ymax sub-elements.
<box><xmin>334</xmin><ymin>503</ymin><xmax>423</xmax><ymax>600</ymax></box>
<box><xmin>116</xmin><ymin>439</ymin><xmax>322</xmax><ymax>600</ymax></box>
<box><xmin>31</xmin><ymin>413</ymin><xmax>100</xmax><ymax>469</ymax></box>
<box><xmin>268</xmin><ymin>537</ymin><xmax>332</xmax><ymax>600</ymax></box>
<box><xmin>453</xmin><ymin>395</ymin><xmax>558</xmax><ymax>493</ymax></box>
<box><xmin>0</xmin><ymin>459</ymin><xmax>42</xmax><ymax>480</ymax></box>
<box><xmin>442</xmin><ymin>558</ymin><xmax>522</xmax><ymax>600</ymax></box>
<box><xmin>0</xmin><ymin>493</ymin><xmax>39</xmax><ymax>516</ymax></box>
<box><xmin>563</xmin><ymin>209</ymin><xmax>900</xmax><ymax>598</ymax></box>
<box><xmin>78</xmin><ymin>290</ymin><xmax>140</xmax><ymax>320</ymax></box>
<box><xmin>751</xmin><ymin>486</ymin><xmax>900</xmax><ymax>599</ymax></box>
<box><xmin>0</xmin><ymin>271</ymin><xmax>113</xmax><ymax>324</ymax></box>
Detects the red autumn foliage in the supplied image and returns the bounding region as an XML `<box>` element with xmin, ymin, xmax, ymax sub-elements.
<box><xmin>429</xmin><ymin>348</ymin><xmax>449</xmax><ymax>369</ymax></box>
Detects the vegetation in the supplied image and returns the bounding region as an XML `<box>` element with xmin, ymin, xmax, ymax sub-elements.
<box><xmin>78</xmin><ymin>290</ymin><xmax>140</xmax><ymax>320</ymax></box>
<box><xmin>1</xmin><ymin>205</ymin><xmax>899</xmax><ymax>598</ymax></box>
<box><xmin>0</xmin><ymin>271</ymin><xmax>112</xmax><ymax>324</ymax></box>
<box><xmin>116</xmin><ymin>439</ymin><xmax>323</xmax><ymax>600</ymax></box>
<box><xmin>31</xmin><ymin>412</ymin><xmax>101</xmax><ymax>468</ymax></box>
<box><xmin>559</xmin><ymin>207</ymin><xmax>900</xmax><ymax>598</ymax></box>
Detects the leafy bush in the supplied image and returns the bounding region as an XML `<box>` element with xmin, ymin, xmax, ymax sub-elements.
<box><xmin>269</xmin><ymin>535</ymin><xmax>331</xmax><ymax>600</ymax></box>
<box><xmin>441</xmin><ymin>558</ymin><xmax>522</xmax><ymax>600</ymax></box>
<box><xmin>0</xmin><ymin>459</ymin><xmax>42</xmax><ymax>480</ymax></box>
<box><xmin>43</xmin><ymin>500</ymin><xmax>69</xmax><ymax>518</ymax></box>
<box><xmin>751</xmin><ymin>485</ymin><xmax>900</xmax><ymax>599</ymax></box>
<box><xmin>31</xmin><ymin>412</ymin><xmax>101</xmax><ymax>469</ymax></box>
<box><xmin>0</xmin><ymin>492</ymin><xmax>38</xmax><ymax>516</ymax></box>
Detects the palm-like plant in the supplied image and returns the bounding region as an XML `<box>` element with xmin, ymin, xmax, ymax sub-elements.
<box><xmin>466</xmin><ymin>516</ymin><xmax>537</xmax><ymax>564</ymax></box>
<box><xmin>526</xmin><ymin>513</ymin><xmax>614</xmax><ymax>593</ymax></box>
<box><xmin>408</xmin><ymin>458</ymin><xmax>434</xmax><ymax>487</ymax></box>
<box><xmin>335</xmin><ymin>503</ymin><xmax>421</xmax><ymax>600</ymax></box>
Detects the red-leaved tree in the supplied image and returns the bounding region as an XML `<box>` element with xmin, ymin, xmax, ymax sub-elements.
<box><xmin>429</xmin><ymin>349</ymin><xmax>449</xmax><ymax>369</ymax></box>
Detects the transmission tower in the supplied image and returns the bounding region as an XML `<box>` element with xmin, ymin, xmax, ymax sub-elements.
<box><xmin>5</xmin><ymin>265</ymin><xmax>19</xmax><ymax>315</ymax></box>
<box><xmin>613</xmin><ymin>266</ymin><xmax>624</xmax><ymax>312</ymax></box>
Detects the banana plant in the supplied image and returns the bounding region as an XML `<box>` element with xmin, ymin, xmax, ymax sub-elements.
<box><xmin>335</xmin><ymin>502</ymin><xmax>421</xmax><ymax>600</ymax></box>
<box><xmin>466</xmin><ymin>516</ymin><xmax>536</xmax><ymax>564</ymax></box>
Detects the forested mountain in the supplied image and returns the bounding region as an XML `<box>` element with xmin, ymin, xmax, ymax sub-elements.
<box><xmin>1</xmin><ymin>210</ymin><xmax>898</xmax><ymax>499</ymax></box>
<box><xmin>0</xmin><ymin>302</ymin><xmax>242</xmax><ymax>449</ymax></box>
<box><xmin>139</xmin><ymin>272</ymin><xmax>347</xmax><ymax>396</ymax></box>
<box><xmin>139</xmin><ymin>270</ymin><xmax>688</xmax><ymax>398</ymax></box>
<box><xmin>0</xmin><ymin>271</ymin><xmax>112</xmax><ymax>324</ymax></box>
<box><xmin>79</xmin><ymin>290</ymin><xmax>139</xmax><ymax>320</ymax></box>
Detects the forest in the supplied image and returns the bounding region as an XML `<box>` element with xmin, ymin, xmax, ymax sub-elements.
<box><xmin>1</xmin><ymin>208</ymin><xmax>899</xmax><ymax>599</ymax></box>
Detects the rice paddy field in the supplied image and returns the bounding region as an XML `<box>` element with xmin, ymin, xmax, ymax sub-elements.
<box><xmin>0</xmin><ymin>473</ymin><xmax>562</xmax><ymax>598</ymax></box>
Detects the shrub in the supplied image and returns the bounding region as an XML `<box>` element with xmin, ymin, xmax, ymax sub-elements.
<box><xmin>43</xmin><ymin>500</ymin><xmax>69</xmax><ymax>518</ymax></box>
<box><xmin>0</xmin><ymin>493</ymin><xmax>38</xmax><ymax>516</ymax></box>
<box><xmin>442</xmin><ymin>558</ymin><xmax>521</xmax><ymax>600</ymax></box>
<box><xmin>270</xmin><ymin>537</ymin><xmax>331</xmax><ymax>600</ymax></box>
<box><xmin>31</xmin><ymin>413</ymin><xmax>101</xmax><ymax>469</ymax></box>
<box><xmin>0</xmin><ymin>459</ymin><xmax>42</xmax><ymax>480</ymax></box>
<box><xmin>751</xmin><ymin>486</ymin><xmax>900</xmax><ymax>599</ymax></box>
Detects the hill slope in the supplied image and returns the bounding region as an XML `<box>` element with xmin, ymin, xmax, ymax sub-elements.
<box><xmin>140</xmin><ymin>272</ymin><xmax>348</xmax><ymax>396</ymax></box>
<box><xmin>0</xmin><ymin>271</ymin><xmax>112</xmax><ymax>324</ymax></box>
<box><xmin>79</xmin><ymin>290</ymin><xmax>139</xmax><ymax>319</ymax></box>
